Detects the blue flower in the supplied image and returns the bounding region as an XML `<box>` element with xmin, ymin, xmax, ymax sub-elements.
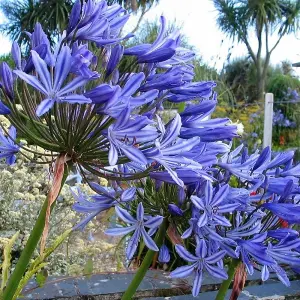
<box><xmin>191</xmin><ymin>182</ymin><xmax>240</xmax><ymax>228</ymax></box>
<box><xmin>236</xmin><ymin>234</ymin><xmax>275</xmax><ymax>275</ymax></box>
<box><xmin>72</xmin><ymin>183</ymin><xmax>136</xmax><ymax>230</ymax></box>
<box><xmin>97</xmin><ymin>73</ymin><xmax>158</xmax><ymax>118</ymax></box>
<box><xmin>140</xmin><ymin>65</ymin><xmax>192</xmax><ymax>92</ymax></box>
<box><xmin>145</xmin><ymin>114</ymin><xmax>203</xmax><ymax>187</ymax></box>
<box><xmin>105</xmin><ymin>106</ymin><xmax>158</xmax><ymax>166</ymax></box>
<box><xmin>0</xmin><ymin>126</ymin><xmax>19</xmax><ymax>165</ymax></box>
<box><xmin>70</xmin><ymin>42</ymin><xmax>98</xmax><ymax>79</ymax></box>
<box><xmin>262</xmin><ymin>203</ymin><xmax>300</xmax><ymax>224</ymax></box>
<box><xmin>170</xmin><ymin>242</ymin><xmax>227</xmax><ymax>297</ymax></box>
<box><xmin>168</xmin><ymin>204</ymin><xmax>184</xmax><ymax>216</ymax></box>
<box><xmin>105</xmin><ymin>202</ymin><xmax>163</xmax><ymax>259</ymax></box>
<box><xmin>67</xmin><ymin>0</ymin><xmax>132</xmax><ymax>46</ymax></box>
<box><xmin>14</xmin><ymin>46</ymin><xmax>93</xmax><ymax>116</ymax></box>
<box><xmin>124</xmin><ymin>16</ymin><xmax>180</xmax><ymax>63</ymax></box>
<box><xmin>27</xmin><ymin>23</ymin><xmax>53</xmax><ymax>66</ymax></box>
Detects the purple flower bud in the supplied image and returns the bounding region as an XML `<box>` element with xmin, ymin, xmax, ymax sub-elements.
<box><xmin>67</xmin><ymin>0</ymin><xmax>81</xmax><ymax>34</ymax></box>
<box><xmin>158</xmin><ymin>244</ymin><xmax>170</xmax><ymax>263</ymax></box>
<box><xmin>106</xmin><ymin>45</ymin><xmax>124</xmax><ymax>77</ymax></box>
<box><xmin>178</xmin><ymin>186</ymin><xmax>185</xmax><ymax>206</ymax></box>
<box><xmin>168</xmin><ymin>203</ymin><xmax>183</xmax><ymax>216</ymax></box>
<box><xmin>0</xmin><ymin>101</ymin><xmax>10</xmax><ymax>115</ymax></box>
<box><xmin>253</xmin><ymin>146</ymin><xmax>271</xmax><ymax>171</ymax></box>
<box><xmin>0</xmin><ymin>62</ymin><xmax>14</xmax><ymax>99</ymax></box>
<box><xmin>24</xmin><ymin>44</ymin><xmax>48</xmax><ymax>73</ymax></box>
<box><xmin>12</xmin><ymin>42</ymin><xmax>21</xmax><ymax>70</ymax></box>
<box><xmin>241</xmin><ymin>147</ymin><xmax>248</xmax><ymax>164</ymax></box>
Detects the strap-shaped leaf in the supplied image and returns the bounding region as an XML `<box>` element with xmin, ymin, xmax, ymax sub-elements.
<box><xmin>1</xmin><ymin>231</ymin><xmax>19</xmax><ymax>291</ymax></box>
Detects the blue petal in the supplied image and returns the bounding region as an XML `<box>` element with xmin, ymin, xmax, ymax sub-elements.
<box><xmin>205</xmin><ymin>250</ymin><xmax>226</xmax><ymax>264</ymax></box>
<box><xmin>205</xmin><ymin>263</ymin><xmax>228</xmax><ymax>280</ymax></box>
<box><xmin>267</xmin><ymin>151</ymin><xmax>294</xmax><ymax>169</ymax></box>
<box><xmin>54</xmin><ymin>46</ymin><xmax>72</xmax><ymax>91</ymax></box>
<box><xmin>126</xmin><ymin>228</ymin><xmax>140</xmax><ymax>259</ymax></box>
<box><xmin>121</xmin><ymin>73</ymin><xmax>145</xmax><ymax>97</ymax></box>
<box><xmin>160</xmin><ymin>114</ymin><xmax>181</xmax><ymax>148</ymax></box>
<box><xmin>253</xmin><ymin>146</ymin><xmax>271</xmax><ymax>171</ymax></box>
<box><xmin>120</xmin><ymin>188</ymin><xmax>136</xmax><ymax>202</ymax></box>
<box><xmin>31</xmin><ymin>50</ymin><xmax>51</xmax><ymax>92</ymax></box>
<box><xmin>192</xmin><ymin>270</ymin><xmax>203</xmax><ymax>297</ymax></box>
<box><xmin>36</xmin><ymin>98</ymin><xmax>55</xmax><ymax>116</ymax></box>
<box><xmin>14</xmin><ymin>70</ymin><xmax>47</xmax><ymax>95</ymax></box>
<box><xmin>105</xmin><ymin>225</ymin><xmax>135</xmax><ymax>236</ymax></box>
<box><xmin>60</xmin><ymin>94</ymin><xmax>92</xmax><ymax>103</ymax></box>
<box><xmin>175</xmin><ymin>245</ymin><xmax>198</xmax><ymax>262</ymax></box>
<box><xmin>12</xmin><ymin>41</ymin><xmax>21</xmax><ymax>69</ymax></box>
<box><xmin>197</xmin><ymin>213</ymin><xmax>208</xmax><ymax>227</ymax></box>
<box><xmin>170</xmin><ymin>264</ymin><xmax>195</xmax><ymax>278</ymax></box>
<box><xmin>211</xmin><ymin>184</ymin><xmax>229</xmax><ymax>207</ymax></box>
<box><xmin>109</xmin><ymin>143</ymin><xmax>118</xmax><ymax>166</ymax></box>
<box><xmin>58</xmin><ymin>76</ymin><xmax>89</xmax><ymax>96</ymax></box>
<box><xmin>262</xmin><ymin>265</ymin><xmax>269</xmax><ymax>281</ymax></box>
<box><xmin>141</xmin><ymin>227</ymin><xmax>159</xmax><ymax>251</ymax></box>
<box><xmin>121</xmin><ymin>145</ymin><xmax>148</xmax><ymax>165</ymax></box>
<box><xmin>115</xmin><ymin>206</ymin><xmax>136</xmax><ymax>224</ymax></box>
<box><xmin>136</xmin><ymin>202</ymin><xmax>144</xmax><ymax>221</ymax></box>
<box><xmin>144</xmin><ymin>216</ymin><xmax>163</xmax><ymax>228</ymax></box>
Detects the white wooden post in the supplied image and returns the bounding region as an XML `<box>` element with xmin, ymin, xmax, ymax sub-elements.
<box><xmin>263</xmin><ymin>93</ymin><xmax>274</xmax><ymax>149</ymax></box>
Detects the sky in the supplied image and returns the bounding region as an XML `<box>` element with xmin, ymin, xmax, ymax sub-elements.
<box><xmin>126</xmin><ymin>0</ymin><xmax>300</xmax><ymax>75</ymax></box>
<box><xmin>0</xmin><ymin>0</ymin><xmax>300</xmax><ymax>74</ymax></box>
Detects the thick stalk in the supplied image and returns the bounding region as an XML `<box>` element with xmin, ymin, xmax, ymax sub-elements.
<box><xmin>2</xmin><ymin>160</ymin><xmax>71</xmax><ymax>300</ymax></box>
<box><xmin>215</xmin><ymin>259</ymin><xmax>240</xmax><ymax>300</ymax></box>
<box><xmin>121</xmin><ymin>219</ymin><xmax>167</xmax><ymax>300</ymax></box>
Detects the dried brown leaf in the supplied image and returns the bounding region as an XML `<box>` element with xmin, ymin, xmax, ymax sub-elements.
<box><xmin>40</xmin><ymin>155</ymin><xmax>66</xmax><ymax>255</ymax></box>
<box><xmin>229</xmin><ymin>262</ymin><xmax>247</xmax><ymax>300</ymax></box>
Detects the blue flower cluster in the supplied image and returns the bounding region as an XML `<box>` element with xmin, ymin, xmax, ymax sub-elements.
<box><xmin>273</xmin><ymin>109</ymin><xmax>296</xmax><ymax>128</ymax></box>
<box><xmin>0</xmin><ymin>0</ymin><xmax>299</xmax><ymax>298</ymax></box>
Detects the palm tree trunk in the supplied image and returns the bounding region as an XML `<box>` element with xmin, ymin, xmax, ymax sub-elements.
<box><xmin>256</xmin><ymin>59</ymin><xmax>265</xmax><ymax>101</ymax></box>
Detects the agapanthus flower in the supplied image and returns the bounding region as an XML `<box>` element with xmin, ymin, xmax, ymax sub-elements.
<box><xmin>105</xmin><ymin>202</ymin><xmax>163</xmax><ymax>259</ymax></box>
<box><xmin>14</xmin><ymin>47</ymin><xmax>93</xmax><ymax>116</ymax></box>
<box><xmin>191</xmin><ymin>182</ymin><xmax>240</xmax><ymax>227</ymax></box>
<box><xmin>72</xmin><ymin>183</ymin><xmax>136</xmax><ymax>230</ymax></box>
<box><xmin>170</xmin><ymin>242</ymin><xmax>227</xmax><ymax>297</ymax></box>
<box><xmin>125</xmin><ymin>16</ymin><xmax>180</xmax><ymax>63</ymax></box>
<box><xmin>70</xmin><ymin>42</ymin><xmax>98</xmax><ymax>78</ymax></box>
<box><xmin>67</xmin><ymin>0</ymin><xmax>132</xmax><ymax>45</ymax></box>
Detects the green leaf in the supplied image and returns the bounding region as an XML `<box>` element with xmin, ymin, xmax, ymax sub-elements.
<box><xmin>35</xmin><ymin>269</ymin><xmax>48</xmax><ymax>287</ymax></box>
<box><xmin>178</xmin><ymin>102</ymin><xmax>186</xmax><ymax>113</ymax></box>
<box><xmin>12</xmin><ymin>263</ymin><xmax>48</xmax><ymax>300</ymax></box>
<box><xmin>1</xmin><ymin>231</ymin><xmax>19</xmax><ymax>291</ymax></box>
<box><xmin>83</xmin><ymin>258</ymin><xmax>93</xmax><ymax>278</ymax></box>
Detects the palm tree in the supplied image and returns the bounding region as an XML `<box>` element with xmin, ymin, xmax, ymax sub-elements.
<box><xmin>0</xmin><ymin>0</ymin><xmax>72</xmax><ymax>46</ymax></box>
<box><xmin>214</xmin><ymin>0</ymin><xmax>300</xmax><ymax>101</ymax></box>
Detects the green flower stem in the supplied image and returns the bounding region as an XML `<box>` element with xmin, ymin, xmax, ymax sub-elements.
<box><xmin>2</xmin><ymin>161</ymin><xmax>71</xmax><ymax>300</ymax></box>
<box><xmin>215</xmin><ymin>259</ymin><xmax>240</xmax><ymax>300</ymax></box>
<box><xmin>121</xmin><ymin>219</ymin><xmax>167</xmax><ymax>300</ymax></box>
